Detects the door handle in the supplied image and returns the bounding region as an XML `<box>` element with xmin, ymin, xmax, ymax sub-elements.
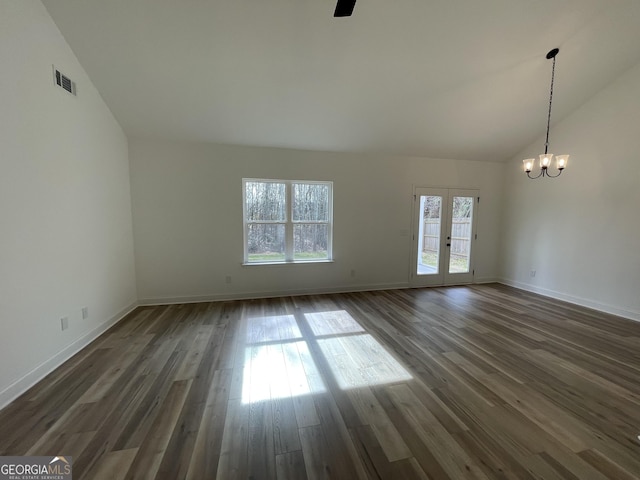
<box><xmin>446</xmin><ymin>243</ymin><xmax>451</xmax><ymax>247</ymax></box>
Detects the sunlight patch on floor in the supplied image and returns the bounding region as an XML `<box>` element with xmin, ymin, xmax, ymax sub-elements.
<box><xmin>241</xmin><ymin>310</ymin><xmax>411</xmax><ymax>403</ymax></box>
<box><xmin>245</xmin><ymin>314</ymin><xmax>302</xmax><ymax>343</ymax></box>
<box><xmin>318</xmin><ymin>334</ymin><xmax>412</xmax><ymax>390</ymax></box>
<box><xmin>241</xmin><ymin>340</ymin><xmax>325</xmax><ymax>404</ymax></box>
<box><xmin>304</xmin><ymin>310</ymin><xmax>365</xmax><ymax>336</ymax></box>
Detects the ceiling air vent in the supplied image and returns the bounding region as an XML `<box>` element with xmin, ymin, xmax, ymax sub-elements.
<box><xmin>53</xmin><ymin>66</ymin><xmax>76</xmax><ymax>96</ymax></box>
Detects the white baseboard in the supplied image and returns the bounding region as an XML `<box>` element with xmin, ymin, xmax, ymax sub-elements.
<box><xmin>139</xmin><ymin>277</ymin><xmax>506</xmax><ymax>307</ymax></box>
<box><xmin>499</xmin><ymin>278</ymin><xmax>640</xmax><ymax>323</ymax></box>
<box><xmin>138</xmin><ymin>282</ymin><xmax>412</xmax><ymax>306</ymax></box>
<box><xmin>0</xmin><ymin>301</ymin><xmax>138</xmax><ymax>410</ymax></box>
<box><xmin>473</xmin><ymin>276</ymin><xmax>500</xmax><ymax>284</ymax></box>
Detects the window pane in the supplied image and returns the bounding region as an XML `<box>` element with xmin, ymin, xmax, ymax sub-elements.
<box><xmin>294</xmin><ymin>224</ymin><xmax>328</xmax><ymax>260</ymax></box>
<box><xmin>247</xmin><ymin>224</ymin><xmax>285</xmax><ymax>262</ymax></box>
<box><xmin>293</xmin><ymin>183</ymin><xmax>329</xmax><ymax>222</ymax></box>
<box><xmin>449</xmin><ymin>196</ymin><xmax>473</xmax><ymax>273</ymax></box>
<box><xmin>245</xmin><ymin>182</ymin><xmax>286</xmax><ymax>221</ymax></box>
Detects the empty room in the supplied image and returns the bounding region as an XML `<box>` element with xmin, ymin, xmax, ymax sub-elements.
<box><xmin>2</xmin><ymin>0</ymin><xmax>640</xmax><ymax>478</ymax></box>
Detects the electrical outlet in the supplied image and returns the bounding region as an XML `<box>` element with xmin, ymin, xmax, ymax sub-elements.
<box><xmin>60</xmin><ymin>317</ymin><xmax>69</xmax><ymax>331</ymax></box>
<box><xmin>81</xmin><ymin>307</ymin><xmax>89</xmax><ymax>319</ymax></box>
<box><xmin>225</xmin><ymin>275</ymin><xmax>232</xmax><ymax>284</ymax></box>
<box><xmin>530</xmin><ymin>270</ymin><xmax>536</xmax><ymax>277</ymax></box>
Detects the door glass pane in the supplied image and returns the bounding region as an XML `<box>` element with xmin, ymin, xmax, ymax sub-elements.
<box><xmin>417</xmin><ymin>196</ymin><xmax>442</xmax><ymax>275</ymax></box>
<box><xmin>448</xmin><ymin>196</ymin><xmax>473</xmax><ymax>273</ymax></box>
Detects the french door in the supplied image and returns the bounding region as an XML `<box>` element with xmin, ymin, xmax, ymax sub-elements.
<box><xmin>411</xmin><ymin>187</ymin><xmax>478</xmax><ymax>286</ymax></box>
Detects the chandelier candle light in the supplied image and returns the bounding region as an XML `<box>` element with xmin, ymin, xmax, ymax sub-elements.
<box><xmin>523</xmin><ymin>48</ymin><xmax>569</xmax><ymax>179</ymax></box>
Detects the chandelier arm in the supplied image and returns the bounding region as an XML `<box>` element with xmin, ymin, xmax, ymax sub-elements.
<box><xmin>545</xmin><ymin>168</ymin><xmax>563</xmax><ymax>178</ymax></box>
<box><xmin>526</xmin><ymin>170</ymin><xmax>544</xmax><ymax>180</ymax></box>
<box><xmin>544</xmin><ymin>55</ymin><xmax>556</xmax><ymax>155</ymax></box>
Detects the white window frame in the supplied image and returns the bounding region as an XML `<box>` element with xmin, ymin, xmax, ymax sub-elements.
<box><xmin>243</xmin><ymin>178</ymin><xmax>333</xmax><ymax>264</ymax></box>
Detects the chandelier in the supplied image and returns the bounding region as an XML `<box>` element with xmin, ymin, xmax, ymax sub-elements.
<box><xmin>523</xmin><ymin>48</ymin><xmax>569</xmax><ymax>179</ymax></box>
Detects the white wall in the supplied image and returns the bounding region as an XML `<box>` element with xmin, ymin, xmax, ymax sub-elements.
<box><xmin>500</xmin><ymin>61</ymin><xmax>640</xmax><ymax>321</ymax></box>
<box><xmin>0</xmin><ymin>0</ymin><xmax>137</xmax><ymax>407</ymax></box>
<box><xmin>130</xmin><ymin>139</ymin><xmax>504</xmax><ymax>303</ymax></box>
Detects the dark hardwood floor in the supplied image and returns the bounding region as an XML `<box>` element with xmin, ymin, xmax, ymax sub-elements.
<box><xmin>1</xmin><ymin>284</ymin><xmax>640</xmax><ymax>479</ymax></box>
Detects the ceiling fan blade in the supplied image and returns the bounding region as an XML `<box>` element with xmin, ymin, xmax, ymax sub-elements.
<box><xmin>334</xmin><ymin>0</ymin><xmax>356</xmax><ymax>17</ymax></box>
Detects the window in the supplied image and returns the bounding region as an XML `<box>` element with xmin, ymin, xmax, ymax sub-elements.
<box><xmin>243</xmin><ymin>179</ymin><xmax>333</xmax><ymax>263</ymax></box>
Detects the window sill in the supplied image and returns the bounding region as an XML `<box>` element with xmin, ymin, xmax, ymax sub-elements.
<box><xmin>242</xmin><ymin>259</ymin><xmax>334</xmax><ymax>266</ymax></box>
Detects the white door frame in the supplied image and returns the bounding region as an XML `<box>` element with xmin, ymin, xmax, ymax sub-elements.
<box><xmin>410</xmin><ymin>186</ymin><xmax>479</xmax><ymax>287</ymax></box>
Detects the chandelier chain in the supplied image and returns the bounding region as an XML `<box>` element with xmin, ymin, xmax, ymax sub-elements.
<box><xmin>544</xmin><ymin>55</ymin><xmax>556</xmax><ymax>155</ymax></box>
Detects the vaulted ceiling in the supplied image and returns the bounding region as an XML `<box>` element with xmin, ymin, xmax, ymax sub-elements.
<box><xmin>42</xmin><ymin>0</ymin><xmax>640</xmax><ymax>161</ymax></box>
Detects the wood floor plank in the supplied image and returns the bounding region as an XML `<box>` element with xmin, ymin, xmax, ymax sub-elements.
<box><xmin>185</xmin><ymin>368</ymin><xmax>232</xmax><ymax>480</ymax></box>
<box><xmin>156</xmin><ymin>324</ymin><xmax>233</xmax><ymax>479</ymax></box>
<box><xmin>541</xmin><ymin>445</ymin><xmax>610</xmax><ymax>480</ymax></box>
<box><xmin>215</xmin><ymin>399</ymin><xmax>250</xmax><ymax>480</ymax></box>
<box><xmin>372</xmin><ymin>384</ymin><xmax>453</xmax><ymax>479</ymax></box>
<box><xmin>114</xmin><ymin>349</ymin><xmax>188</xmax><ymax>451</ymax></box>
<box><xmin>349</xmin><ymin>423</ymin><xmax>431</xmax><ymax>480</ymax></box>
<box><xmin>272</xmin><ymin>395</ymin><xmax>302</xmax><ymax>454</ymax></box>
<box><xmin>173</xmin><ymin>327</ymin><xmax>215</xmax><ymax>381</ymax></box>
<box><xmin>481</xmin><ymin>373</ymin><xmax>590</xmax><ymax>452</ymax></box>
<box><xmin>386</xmin><ymin>383</ymin><xmax>489</xmax><ymax>479</ymax></box>
<box><xmin>247</xmin><ymin>398</ymin><xmax>277</xmax><ymax>479</ymax></box>
<box><xmin>68</xmin><ymin>372</ymin><xmax>160</xmax><ymax>478</ymax></box>
<box><xmin>348</xmin><ymin>424</ymin><xmax>394</xmax><ymax>479</ymax></box>
<box><xmin>578</xmin><ymin>448</ymin><xmax>640</xmax><ymax>480</ymax></box>
<box><xmin>406</xmin><ymin>379</ymin><xmax>469</xmax><ymax>434</ymax></box>
<box><xmin>90</xmin><ymin>448</ymin><xmax>139</xmax><ymax>480</ymax></box>
<box><xmin>281</xmin><ymin>341</ymin><xmax>320</xmax><ymax>428</ymax></box>
<box><xmin>452</xmin><ymin>429</ymin><xmax>537</xmax><ymax>479</ymax></box>
<box><xmin>276</xmin><ymin>450</ymin><xmax>307</xmax><ymax>480</ymax></box>
<box><xmin>347</xmin><ymin>387</ymin><xmax>412</xmax><ymax>462</ymax></box>
<box><xmin>299</xmin><ymin>424</ymin><xmax>333</xmax><ymax>480</ymax></box>
<box><xmin>121</xmin><ymin>379</ymin><xmax>191</xmax><ymax>480</ymax></box>
<box><xmin>1</xmin><ymin>284</ymin><xmax>640</xmax><ymax>480</ymax></box>
<box><xmin>312</xmin><ymin>392</ymin><xmax>368</xmax><ymax>480</ymax></box>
